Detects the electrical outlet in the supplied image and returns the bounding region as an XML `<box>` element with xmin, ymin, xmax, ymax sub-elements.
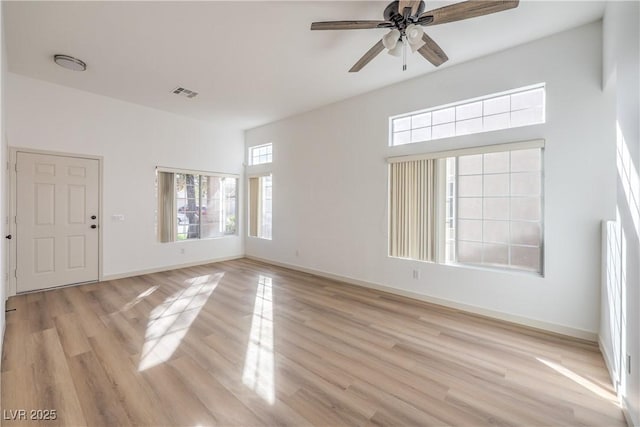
<box><xmin>295</xmin><ymin>249</ymin><xmax>299</xmax><ymax>257</ymax></box>
<box><xmin>412</xmin><ymin>269</ymin><xmax>420</xmax><ymax>280</ymax></box>
<box><xmin>180</xmin><ymin>248</ymin><xmax>185</xmax><ymax>255</ymax></box>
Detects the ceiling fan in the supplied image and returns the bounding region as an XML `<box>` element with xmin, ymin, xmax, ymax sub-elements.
<box><xmin>311</xmin><ymin>0</ymin><xmax>519</xmax><ymax>72</ymax></box>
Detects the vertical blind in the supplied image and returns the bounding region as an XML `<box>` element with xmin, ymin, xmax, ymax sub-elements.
<box><xmin>157</xmin><ymin>171</ymin><xmax>176</xmax><ymax>243</ymax></box>
<box><xmin>389</xmin><ymin>159</ymin><xmax>436</xmax><ymax>262</ymax></box>
<box><xmin>248</xmin><ymin>177</ymin><xmax>261</xmax><ymax>237</ymax></box>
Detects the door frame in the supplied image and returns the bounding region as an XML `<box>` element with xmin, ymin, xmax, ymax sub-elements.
<box><xmin>7</xmin><ymin>147</ymin><xmax>104</xmax><ymax>296</ymax></box>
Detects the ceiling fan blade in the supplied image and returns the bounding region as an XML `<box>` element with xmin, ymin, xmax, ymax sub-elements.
<box><xmin>417</xmin><ymin>33</ymin><xmax>449</xmax><ymax>67</ymax></box>
<box><xmin>419</xmin><ymin>1</ymin><xmax>519</xmax><ymax>26</ymax></box>
<box><xmin>399</xmin><ymin>0</ymin><xmax>422</xmax><ymax>16</ymax></box>
<box><xmin>311</xmin><ymin>20</ymin><xmax>393</xmax><ymax>30</ymax></box>
<box><xmin>349</xmin><ymin>40</ymin><xmax>385</xmax><ymax>72</ymax></box>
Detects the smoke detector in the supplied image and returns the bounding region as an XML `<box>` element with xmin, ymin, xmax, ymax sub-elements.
<box><xmin>54</xmin><ymin>54</ymin><xmax>86</xmax><ymax>71</ymax></box>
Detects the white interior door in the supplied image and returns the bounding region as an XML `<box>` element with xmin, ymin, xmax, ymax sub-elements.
<box><xmin>16</xmin><ymin>152</ymin><xmax>99</xmax><ymax>293</ymax></box>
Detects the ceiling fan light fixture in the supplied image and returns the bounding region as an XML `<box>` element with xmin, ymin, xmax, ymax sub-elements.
<box><xmin>405</xmin><ymin>24</ymin><xmax>423</xmax><ymax>40</ymax></box>
<box><xmin>382</xmin><ymin>29</ymin><xmax>401</xmax><ymax>50</ymax></box>
<box><xmin>388</xmin><ymin>39</ymin><xmax>404</xmax><ymax>57</ymax></box>
<box><xmin>409</xmin><ymin>39</ymin><xmax>426</xmax><ymax>53</ymax></box>
<box><xmin>53</xmin><ymin>54</ymin><xmax>87</xmax><ymax>71</ymax></box>
<box><xmin>405</xmin><ymin>24</ymin><xmax>426</xmax><ymax>52</ymax></box>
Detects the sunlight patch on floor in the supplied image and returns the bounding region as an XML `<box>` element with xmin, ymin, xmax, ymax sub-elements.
<box><xmin>537</xmin><ymin>357</ymin><xmax>620</xmax><ymax>405</ymax></box>
<box><xmin>242</xmin><ymin>275</ymin><xmax>275</xmax><ymax>405</ymax></box>
<box><xmin>138</xmin><ymin>273</ymin><xmax>223</xmax><ymax>371</ymax></box>
<box><xmin>122</xmin><ymin>285</ymin><xmax>159</xmax><ymax>313</ymax></box>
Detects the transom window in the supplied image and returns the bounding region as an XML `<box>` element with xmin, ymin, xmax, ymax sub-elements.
<box><xmin>390</xmin><ymin>84</ymin><xmax>545</xmax><ymax>146</ymax></box>
<box><xmin>249</xmin><ymin>143</ymin><xmax>273</xmax><ymax>165</ymax></box>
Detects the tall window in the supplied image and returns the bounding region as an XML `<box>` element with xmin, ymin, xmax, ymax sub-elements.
<box><xmin>157</xmin><ymin>170</ymin><xmax>237</xmax><ymax>242</ymax></box>
<box><xmin>390</xmin><ymin>84</ymin><xmax>545</xmax><ymax>146</ymax></box>
<box><xmin>389</xmin><ymin>141</ymin><xmax>544</xmax><ymax>274</ymax></box>
<box><xmin>249</xmin><ymin>143</ymin><xmax>273</xmax><ymax>165</ymax></box>
<box><xmin>248</xmin><ymin>174</ymin><xmax>272</xmax><ymax>240</ymax></box>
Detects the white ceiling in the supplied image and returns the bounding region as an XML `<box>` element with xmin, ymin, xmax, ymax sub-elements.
<box><xmin>5</xmin><ymin>1</ymin><xmax>605</xmax><ymax>130</ymax></box>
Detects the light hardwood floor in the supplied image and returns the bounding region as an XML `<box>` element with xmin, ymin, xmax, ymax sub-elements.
<box><xmin>1</xmin><ymin>258</ymin><xmax>626</xmax><ymax>426</ymax></box>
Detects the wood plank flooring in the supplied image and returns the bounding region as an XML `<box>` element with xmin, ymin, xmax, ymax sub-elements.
<box><xmin>1</xmin><ymin>258</ymin><xmax>626</xmax><ymax>426</ymax></box>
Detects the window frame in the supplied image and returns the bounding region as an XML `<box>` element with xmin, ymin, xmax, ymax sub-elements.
<box><xmin>387</xmin><ymin>140</ymin><xmax>545</xmax><ymax>276</ymax></box>
<box><xmin>389</xmin><ymin>83</ymin><xmax>546</xmax><ymax>146</ymax></box>
<box><xmin>156</xmin><ymin>166</ymin><xmax>239</xmax><ymax>242</ymax></box>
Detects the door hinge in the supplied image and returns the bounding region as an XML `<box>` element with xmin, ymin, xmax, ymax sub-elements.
<box><xmin>14</xmin><ymin>163</ymin><xmax>17</xmax><ymax>172</ymax></box>
<box><xmin>14</xmin><ymin>269</ymin><xmax>17</xmax><ymax>279</ymax></box>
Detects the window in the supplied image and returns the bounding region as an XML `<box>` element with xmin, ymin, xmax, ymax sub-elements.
<box><xmin>249</xmin><ymin>143</ymin><xmax>273</xmax><ymax>165</ymax></box>
<box><xmin>248</xmin><ymin>174</ymin><xmax>272</xmax><ymax>240</ymax></box>
<box><xmin>157</xmin><ymin>169</ymin><xmax>237</xmax><ymax>242</ymax></box>
<box><xmin>390</xmin><ymin>84</ymin><xmax>545</xmax><ymax>146</ymax></box>
<box><xmin>247</xmin><ymin>144</ymin><xmax>273</xmax><ymax>239</ymax></box>
<box><xmin>389</xmin><ymin>141</ymin><xmax>544</xmax><ymax>274</ymax></box>
<box><xmin>446</xmin><ymin>148</ymin><xmax>543</xmax><ymax>272</ymax></box>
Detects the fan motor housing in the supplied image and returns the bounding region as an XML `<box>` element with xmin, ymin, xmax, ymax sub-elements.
<box><xmin>384</xmin><ymin>0</ymin><xmax>426</xmax><ymax>25</ymax></box>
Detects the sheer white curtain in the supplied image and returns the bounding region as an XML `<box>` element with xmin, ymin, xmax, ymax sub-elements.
<box><xmin>389</xmin><ymin>159</ymin><xmax>436</xmax><ymax>261</ymax></box>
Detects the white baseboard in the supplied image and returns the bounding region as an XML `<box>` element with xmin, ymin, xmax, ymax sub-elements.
<box><xmin>246</xmin><ymin>255</ymin><xmax>598</xmax><ymax>342</ymax></box>
<box><xmin>101</xmin><ymin>255</ymin><xmax>244</xmax><ymax>282</ymax></box>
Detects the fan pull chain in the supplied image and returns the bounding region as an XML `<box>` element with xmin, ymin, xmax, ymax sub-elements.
<box><xmin>402</xmin><ymin>36</ymin><xmax>407</xmax><ymax>71</ymax></box>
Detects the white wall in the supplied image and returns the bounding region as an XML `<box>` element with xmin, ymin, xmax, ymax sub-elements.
<box><xmin>6</xmin><ymin>73</ymin><xmax>245</xmax><ymax>286</ymax></box>
<box><xmin>601</xmin><ymin>2</ymin><xmax>640</xmax><ymax>425</ymax></box>
<box><xmin>245</xmin><ymin>21</ymin><xmax>614</xmax><ymax>338</ymax></box>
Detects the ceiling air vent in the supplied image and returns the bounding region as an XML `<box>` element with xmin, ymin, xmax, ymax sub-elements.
<box><xmin>172</xmin><ymin>87</ymin><xmax>198</xmax><ymax>99</ymax></box>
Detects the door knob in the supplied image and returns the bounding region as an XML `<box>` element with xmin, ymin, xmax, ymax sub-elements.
<box><xmin>91</xmin><ymin>215</ymin><xmax>97</xmax><ymax>220</ymax></box>
<box><xmin>91</xmin><ymin>225</ymin><xmax>97</xmax><ymax>229</ymax></box>
<box><xmin>5</xmin><ymin>235</ymin><xmax>11</xmax><ymax>240</ymax></box>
